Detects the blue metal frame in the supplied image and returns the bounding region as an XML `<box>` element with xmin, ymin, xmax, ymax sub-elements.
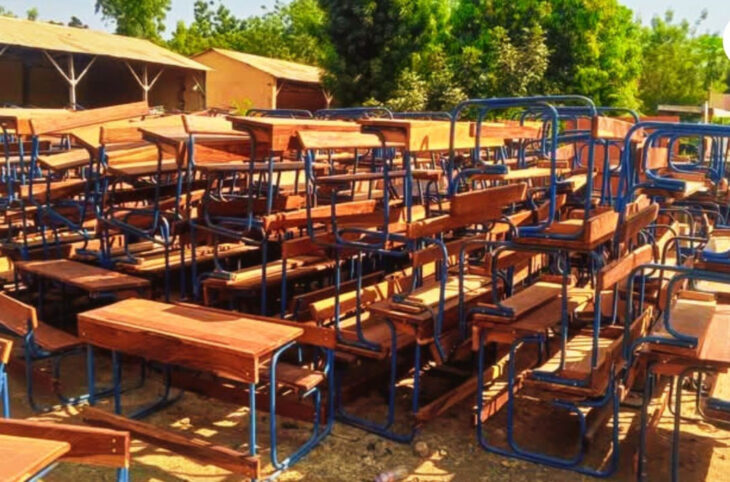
<box><xmin>0</xmin><ymin>355</ymin><xmax>9</xmax><ymax>418</ymax></box>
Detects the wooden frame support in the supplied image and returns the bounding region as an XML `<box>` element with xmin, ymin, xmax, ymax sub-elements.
<box><xmin>83</xmin><ymin>407</ymin><xmax>260</xmax><ymax>477</ymax></box>
<box><xmin>42</xmin><ymin>51</ymin><xmax>96</xmax><ymax>109</ymax></box>
<box><xmin>125</xmin><ymin>62</ymin><xmax>164</xmax><ymax>102</ymax></box>
<box><xmin>0</xmin><ymin>45</ymin><xmax>8</xmax><ymax>58</ymax></box>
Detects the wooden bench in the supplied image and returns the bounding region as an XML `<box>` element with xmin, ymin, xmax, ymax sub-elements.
<box><xmin>308</xmin><ymin>270</ymin><xmax>417</xmax><ymax>358</ymax></box>
<box><xmin>0</xmin><ymin>419</ymin><xmax>130</xmax><ymax>481</ymax></box>
<box><xmin>0</xmin><ymin>292</ymin><xmax>82</xmax><ymax>353</ymax></box>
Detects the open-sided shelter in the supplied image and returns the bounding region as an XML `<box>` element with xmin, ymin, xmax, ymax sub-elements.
<box><xmin>0</xmin><ymin>17</ymin><xmax>208</xmax><ymax>111</ymax></box>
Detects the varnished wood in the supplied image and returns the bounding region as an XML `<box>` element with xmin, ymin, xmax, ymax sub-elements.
<box><xmin>228</xmin><ymin>116</ymin><xmax>359</xmax><ymax>152</ymax></box>
<box><xmin>77</xmin><ymin>299</ymin><xmax>303</xmax><ymax>384</ymax></box>
<box><xmin>0</xmin><ymin>419</ymin><xmax>129</xmax><ymax>469</ymax></box>
<box><xmin>16</xmin><ymin>259</ymin><xmax>150</xmax><ymax>294</ymax></box>
<box><xmin>83</xmin><ymin>407</ymin><xmax>259</xmax><ymax>478</ymax></box>
<box><xmin>0</xmin><ymin>434</ymin><xmax>70</xmax><ymax>482</ymax></box>
<box><xmin>0</xmin><ymin>337</ymin><xmax>11</xmax><ymax>365</ymax></box>
<box><xmin>30</xmin><ymin>101</ymin><xmax>150</xmax><ymax>136</ymax></box>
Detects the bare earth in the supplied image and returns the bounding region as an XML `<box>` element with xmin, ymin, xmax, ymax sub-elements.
<box><xmin>6</xmin><ymin>352</ymin><xmax>730</xmax><ymax>482</ymax></box>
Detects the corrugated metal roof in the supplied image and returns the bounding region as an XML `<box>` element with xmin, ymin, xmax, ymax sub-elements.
<box><xmin>197</xmin><ymin>48</ymin><xmax>322</xmax><ymax>84</ymax></box>
<box><xmin>0</xmin><ymin>17</ymin><xmax>209</xmax><ymax>71</ymax></box>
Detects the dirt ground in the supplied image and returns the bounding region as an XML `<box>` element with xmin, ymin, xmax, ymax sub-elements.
<box><xmin>5</xmin><ymin>349</ymin><xmax>730</xmax><ymax>482</ymax></box>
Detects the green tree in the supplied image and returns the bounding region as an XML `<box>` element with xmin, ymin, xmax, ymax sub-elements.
<box><xmin>0</xmin><ymin>5</ymin><xmax>16</xmax><ymax>17</ymax></box>
<box><xmin>26</xmin><ymin>7</ymin><xmax>38</xmax><ymax>21</ymax></box>
<box><xmin>94</xmin><ymin>0</ymin><xmax>171</xmax><ymax>41</ymax></box>
<box><xmin>638</xmin><ymin>11</ymin><xmax>730</xmax><ymax>113</ymax></box>
<box><xmin>449</xmin><ymin>1</ymin><xmax>550</xmax><ymax>98</ymax></box>
<box><xmin>318</xmin><ymin>0</ymin><xmax>449</xmax><ymax>106</ymax></box>
<box><xmin>168</xmin><ymin>0</ymin><xmax>331</xmax><ymax>66</ymax></box>
<box><xmin>68</xmin><ymin>16</ymin><xmax>88</xmax><ymax>28</ymax></box>
<box><xmin>542</xmin><ymin>0</ymin><xmax>643</xmax><ymax>107</ymax></box>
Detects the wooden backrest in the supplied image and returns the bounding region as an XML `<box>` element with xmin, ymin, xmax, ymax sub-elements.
<box><xmin>0</xmin><ymin>419</ymin><xmax>130</xmax><ymax>468</ymax></box>
<box><xmin>639</xmin><ymin>146</ymin><xmax>669</xmax><ymax>173</ymax></box>
<box><xmin>31</xmin><ymin>101</ymin><xmax>150</xmax><ymax>136</ymax></box>
<box><xmin>617</xmin><ymin>201</ymin><xmax>659</xmax><ymax>247</ymax></box>
<box><xmin>597</xmin><ymin>243</ymin><xmax>654</xmax><ymax>291</ymax></box>
<box><xmin>281</xmin><ymin>234</ymin><xmax>328</xmax><ymax>260</ymax></box>
<box><xmin>0</xmin><ymin>293</ymin><xmax>38</xmax><ymax>334</ymax></box>
<box><xmin>309</xmin><ymin>271</ymin><xmax>413</xmax><ymax>323</ymax></box>
<box><xmin>554</xmin><ymin>143</ymin><xmax>576</xmax><ymax>162</ymax></box>
<box><xmin>0</xmin><ymin>337</ymin><xmax>11</xmax><ymax>365</ymax></box>
<box><xmin>407</xmin><ymin>183</ymin><xmax>527</xmax><ymax>238</ymax></box>
<box><xmin>411</xmin><ymin>235</ymin><xmax>484</xmax><ymax>269</ymax></box>
<box><xmin>592</xmin><ymin>116</ymin><xmax>641</xmax><ymax>141</ymax></box>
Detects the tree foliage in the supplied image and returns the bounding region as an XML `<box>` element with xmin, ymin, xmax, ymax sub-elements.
<box><xmin>95</xmin><ymin>0</ymin><xmax>171</xmax><ymax>41</ymax></box>
<box><xmin>317</xmin><ymin>0</ymin><xmax>450</xmax><ymax>108</ymax></box>
<box><xmin>83</xmin><ymin>0</ymin><xmax>730</xmax><ymax>113</ymax></box>
<box><xmin>168</xmin><ymin>0</ymin><xmax>331</xmax><ymax>65</ymax></box>
<box><xmin>638</xmin><ymin>11</ymin><xmax>730</xmax><ymax>113</ymax></box>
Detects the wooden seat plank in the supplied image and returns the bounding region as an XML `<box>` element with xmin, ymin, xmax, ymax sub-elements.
<box><xmin>649</xmin><ymin>296</ymin><xmax>719</xmax><ymax>359</ymax></box>
<box><xmin>259</xmin><ymin>362</ymin><xmax>325</xmax><ymax>392</ymax></box>
<box><xmin>36</xmin><ymin>148</ymin><xmax>90</xmax><ymax>171</ymax></box>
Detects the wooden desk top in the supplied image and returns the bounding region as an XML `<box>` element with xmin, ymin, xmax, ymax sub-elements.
<box><xmin>0</xmin><ymin>434</ymin><xmax>70</xmax><ymax>482</ymax></box>
<box><xmin>0</xmin><ymin>108</ymin><xmax>69</xmax><ymax>136</ymax></box>
<box><xmin>359</xmin><ymin>118</ymin><xmax>479</xmax><ymax>152</ymax></box>
<box><xmin>15</xmin><ymin>259</ymin><xmax>150</xmax><ymax>293</ymax></box>
<box><xmin>227</xmin><ymin>116</ymin><xmax>360</xmax><ymax>152</ymax></box>
<box><xmin>78</xmin><ymin>299</ymin><xmax>303</xmax><ymax>383</ymax></box>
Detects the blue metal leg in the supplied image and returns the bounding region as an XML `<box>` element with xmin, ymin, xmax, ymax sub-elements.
<box><xmin>0</xmin><ymin>365</ymin><xmax>9</xmax><ymax>418</ymax></box>
<box><xmin>268</xmin><ymin>344</ymin><xmax>334</xmax><ymax>475</ymax></box>
<box><xmin>116</xmin><ymin>467</ymin><xmax>130</xmax><ymax>482</ymax></box>
<box><xmin>336</xmin><ymin>318</ymin><xmax>416</xmax><ymax>443</ymax></box>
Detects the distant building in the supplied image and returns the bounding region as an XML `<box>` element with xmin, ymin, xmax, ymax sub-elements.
<box><xmin>192</xmin><ymin>48</ymin><xmax>331</xmax><ymax>112</ymax></box>
<box><xmin>0</xmin><ymin>17</ymin><xmax>208</xmax><ymax>111</ymax></box>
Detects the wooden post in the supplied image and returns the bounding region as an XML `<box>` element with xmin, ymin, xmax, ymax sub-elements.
<box><xmin>322</xmin><ymin>88</ymin><xmax>333</xmax><ymax>109</ymax></box>
<box><xmin>42</xmin><ymin>51</ymin><xmax>96</xmax><ymax>110</ymax></box>
<box><xmin>67</xmin><ymin>54</ymin><xmax>76</xmax><ymax>108</ymax></box>
<box><xmin>126</xmin><ymin>62</ymin><xmax>164</xmax><ymax>102</ymax></box>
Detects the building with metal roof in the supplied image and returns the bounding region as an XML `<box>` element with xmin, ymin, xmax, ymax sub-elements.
<box><xmin>192</xmin><ymin>48</ymin><xmax>331</xmax><ymax>112</ymax></box>
<box><xmin>0</xmin><ymin>17</ymin><xmax>208</xmax><ymax>111</ymax></box>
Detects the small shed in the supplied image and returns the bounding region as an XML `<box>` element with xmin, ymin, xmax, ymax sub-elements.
<box><xmin>0</xmin><ymin>17</ymin><xmax>208</xmax><ymax>111</ymax></box>
<box><xmin>192</xmin><ymin>48</ymin><xmax>331</xmax><ymax>112</ymax></box>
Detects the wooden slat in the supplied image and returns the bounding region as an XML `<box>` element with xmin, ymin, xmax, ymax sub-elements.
<box><xmin>597</xmin><ymin>244</ymin><xmax>654</xmax><ymax>291</ymax></box>
<box><xmin>83</xmin><ymin>407</ymin><xmax>259</xmax><ymax>478</ymax></box>
<box><xmin>0</xmin><ymin>419</ymin><xmax>129</xmax><ymax>468</ymax></box>
<box><xmin>0</xmin><ymin>434</ymin><xmax>70</xmax><ymax>482</ymax></box>
<box><xmin>592</xmin><ymin>116</ymin><xmax>640</xmax><ymax>141</ymax></box>
<box><xmin>0</xmin><ymin>292</ymin><xmax>38</xmax><ymax>333</ymax></box>
<box><xmin>30</xmin><ymin>101</ymin><xmax>150</xmax><ymax>136</ymax></box>
<box><xmin>0</xmin><ymin>337</ymin><xmax>12</xmax><ymax>365</ymax></box>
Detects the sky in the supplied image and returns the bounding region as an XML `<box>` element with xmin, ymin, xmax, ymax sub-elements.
<box><xmin>3</xmin><ymin>0</ymin><xmax>730</xmax><ymax>37</ymax></box>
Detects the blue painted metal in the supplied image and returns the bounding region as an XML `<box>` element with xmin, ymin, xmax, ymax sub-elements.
<box><xmin>314</xmin><ymin>107</ymin><xmax>393</xmax><ymax>120</ymax></box>
<box><xmin>0</xmin><ymin>359</ymin><xmax>9</xmax><ymax>418</ymax></box>
<box><xmin>268</xmin><ymin>343</ymin><xmax>334</xmax><ymax>474</ymax></box>
<box><xmin>246</xmin><ymin>108</ymin><xmax>313</xmax><ymax>119</ymax></box>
